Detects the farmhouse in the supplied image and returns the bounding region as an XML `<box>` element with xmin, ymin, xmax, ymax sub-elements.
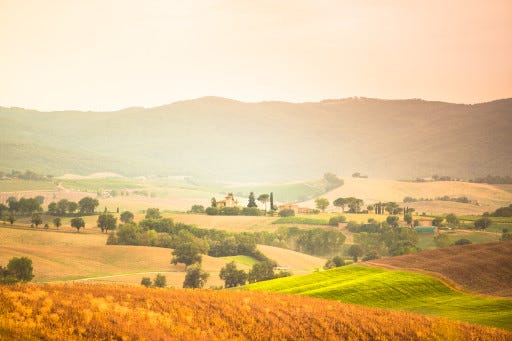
<box><xmin>216</xmin><ymin>193</ymin><xmax>238</xmax><ymax>208</ymax></box>
<box><xmin>278</xmin><ymin>203</ymin><xmax>315</xmax><ymax>214</ymax></box>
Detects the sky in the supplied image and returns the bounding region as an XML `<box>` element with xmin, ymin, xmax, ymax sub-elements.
<box><xmin>0</xmin><ymin>0</ymin><xmax>511</xmax><ymax>111</ymax></box>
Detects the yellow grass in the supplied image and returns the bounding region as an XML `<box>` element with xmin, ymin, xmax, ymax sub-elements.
<box><xmin>0</xmin><ymin>227</ymin><xmax>247</xmax><ymax>287</ymax></box>
<box><xmin>1</xmin><ymin>283</ymin><xmax>510</xmax><ymax>340</ymax></box>
<box><xmin>168</xmin><ymin>213</ymin><xmax>277</xmax><ymax>232</ymax></box>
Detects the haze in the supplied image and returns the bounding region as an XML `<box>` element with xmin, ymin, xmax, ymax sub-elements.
<box><xmin>1</xmin><ymin>0</ymin><xmax>511</xmax><ymax>111</ymax></box>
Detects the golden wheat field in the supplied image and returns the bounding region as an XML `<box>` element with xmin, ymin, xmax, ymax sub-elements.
<box><xmin>0</xmin><ymin>283</ymin><xmax>510</xmax><ymax>341</ymax></box>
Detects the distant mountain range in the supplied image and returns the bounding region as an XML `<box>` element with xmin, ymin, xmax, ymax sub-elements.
<box><xmin>1</xmin><ymin>97</ymin><xmax>511</xmax><ymax>182</ymax></box>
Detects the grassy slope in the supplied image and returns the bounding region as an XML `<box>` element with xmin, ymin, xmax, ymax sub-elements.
<box><xmin>0</xmin><ymin>227</ymin><xmax>244</xmax><ymax>287</ymax></box>
<box><xmin>366</xmin><ymin>240</ymin><xmax>512</xmax><ymax>298</ymax></box>
<box><xmin>1</xmin><ymin>284</ymin><xmax>510</xmax><ymax>341</ymax></box>
<box><xmin>246</xmin><ymin>265</ymin><xmax>512</xmax><ymax>330</ymax></box>
<box><xmin>0</xmin><ymin>179</ymin><xmax>57</xmax><ymax>191</ymax></box>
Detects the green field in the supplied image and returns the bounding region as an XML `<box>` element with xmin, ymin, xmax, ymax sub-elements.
<box><xmin>272</xmin><ymin>216</ymin><xmax>329</xmax><ymax>225</ymax></box>
<box><xmin>246</xmin><ymin>265</ymin><xmax>512</xmax><ymax>330</ymax></box>
<box><xmin>0</xmin><ymin>179</ymin><xmax>57</xmax><ymax>191</ymax></box>
<box><xmin>225</xmin><ymin>182</ymin><xmax>325</xmax><ymax>203</ymax></box>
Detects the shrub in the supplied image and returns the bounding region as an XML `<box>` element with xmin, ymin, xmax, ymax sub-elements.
<box><xmin>278</xmin><ymin>209</ymin><xmax>295</xmax><ymax>217</ymax></box>
<box><xmin>329</xmin><ymin>215</ymin><xmax>347</xmax><ymax>226</ymax></box>
<box><xmin>474</xmin><ymin>217</ymin><xmax>492</xmax><ymax>230</ymax></box>
<box><xmin>153</xmin><ymin>274</ymin><xmax>167</xmax><ymax>288</ymax></box>
<box><xmin>362</xmin><ymin>251</ymin><xmax>380</xmax><ymax>261</ymax></box>
<box><xmin>141</xmin><ymin>277</ymin><xmax>152</xmax><ymax>287</ymax></box>
<box><xmin>324</xmin><ymin>256</ymin><xmax>345</xmax><ymax>269</ymax></box>
<box><xmin>205</xmin><ymin>207</ymin><xmax>219</xmax><ymax>215</ymax></box>
<box><xmin>453</xmin><ymin>238</ymin><xmax>472</xmax><ymax>246</ymax></box>
<box><xmin>190</xmin><ymin>205</ymin><xmax>205</xmax><ymax>214</ymax></box>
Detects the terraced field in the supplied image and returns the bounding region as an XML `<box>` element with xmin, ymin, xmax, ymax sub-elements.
<box><xmin>246</xmin><ymin>265</ymin><xmax>512</xmax><ymax>330</ymax></box>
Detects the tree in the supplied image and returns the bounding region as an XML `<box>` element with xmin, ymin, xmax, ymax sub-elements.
<box><xmin>404</xmin><ymin>213</ymin><xmax>413</xmax><ymax>227</ymax></box>
<box><xmin>219</xmin><ymin>261</ymin><xmax>248</xmax><ymax>287</ymax></box>
<box><xmin>211</xmin><ymin>197</ymin><xmax>217</xmax><ymax>208</ymax></box>
<box><xmin>53</xmin><ymin>217</ymin><xmax>61</xmax><ymax>229</ymax></box>
<box><xmin>153</xmin><ymin>274</ymin><xmax>167</xmax><ymax>288</ymax></box>
<box><xmin>247</xmin><ymin>192</ymin><xmax>257</xmax><ymax>208</ymax></box>
<box><xmin>270</xmin><ymin>192</ymin><xmax>275</xmax><ymax>211</ymax></box>
<box><xmin>347</xmin><ymin>198</ymin><xmax>364</xmax><ymax>213</ymax></box>
<box><xmin>35</xmin><ymin>195</ymin><xmax>45</xmax><ymax>205</ymax></box>
<box><xmin>333</xmin><ymin>198</ymin><xmax>347</xmax><ymax>212</ymax></box>
<box><xmin>315</xmin><ymin>197</ymin><xmax>329</xmax><ymax>212</ymax></box>
<box><xmin>8</xmin><ymin>214</ymin><xmax>15</xmax><ymax>225</ymax></box>
<box><xmin>432</xmin><ymin>217</ymin><xmax>444</xmax><ymax>227</ymax></box>
<box><xmin>67</xmin><ymin>201</ymin><xmax>79</xmax><ymax>214</ymax></box>
<box><xmin>97</xmin><ymin>213</ymin><xmax>117</xmax><ymax>233</ymax></box>
<box><xmin>6</xmin><ymin>257</ymin><xmax>34</xmax><ymax>282</ymax></box>
<box><xmin>278</xmin><ymin>209</ymin><xmax>295</xmax><ymax>217</ymax></box>
<box><xmin>248</xmin><ymin>260</ymin><xmax>276</xmax><ymax>283</ymax></box>
<box><xmin>348</xmin><ymin>244</ymin><xmax>363</xmax><ymax>262</ymax></box>
<box><xmin>324</xmin><ymin>256</ymin><xmax>345</xmax><ymax>269</ymax></box>
<box><xmin>47</xmin><ymin>202</ymin><xmax>58</xmax><ymax>215</ymax></box>
<box><xmin>171</xmin><ymin>238</ymin><xmax>209</xmax><ymax>267</ymax></box>
<box><xmin>189</xmin><ymin>205</ymin><xmax>205</xmax><ymax>214</ymax></box>
<box><xmin>120</xmin><ymin>211</ymin><xmax>135</xmax><ymax>224</ymax></box>
<box><xmin>183</xmin><ymin>263</ymin><xmax>209</xmax><ymax>288</ymax></box>
<box><xmin>362</xmin><ymin>251</ymin><xmax>380</xmax><ymax>261</ymax></box>
<box><xmin>386</xmin><ymin>215</ymin><xmax>400</xmax><ymax>228</ymax></box>
<box><xmin>474</xmin><ymin>217</ymin><xmax>492</xmax><ymax>230</ymax></box>
<box><xmin>56</xmin><ymin>199</ymin><xmax>69</xmax><ymax>215</ymax></box>
<box><xmin>31</xmin><ymin>212</ymin><xmax>43</xmax><ymax>227</ymax></box>
<box><xmin>434</xmin><ymin>233</ymin><xmax>451</xmax><ymax>248</ymax></box>
<box><xmin>78</xmin><ymin>197</ymin><xmax>99</xmax><ymax>215</ymax></box>
<box><xmin>141</xmin><ymin>277</ymin><xmax>152</xmax><ymax>287</ymax></box>
<box><xmin>257</xmin><ymin>194</ymin><xmax>270</xmax><ymax>215</ymax></box>
<box><xmin>145</xmin><ymin>208</ymin><xmax>161</xmax><ymax>219</ymax></box>
<box><xmin>445</xmin><ymin>213</ymin><xmax>459</xmax><ymax>225</ymax></box>
<box><xmin>70</xmin><ymin>217</ymin><xmax>85</xmax><ymax>232</ymax></box>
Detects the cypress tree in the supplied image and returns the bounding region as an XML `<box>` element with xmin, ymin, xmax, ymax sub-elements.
<box><xmin>247</xmin><ymin>192</ymin><xmax>257</xmax><ymax>208</ymax></box>
<box><xmin>270</xmin><ymin>192</ymin><xmax>274</xmax><ymax>211</ymax></box>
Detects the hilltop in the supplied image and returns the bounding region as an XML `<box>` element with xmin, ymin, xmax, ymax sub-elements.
<box><xmin>1</xmin><ymin>283</ymin><xmax>510</xmax><ymax>340</ymax></box>
<box><xmin>1</xmin><ymin>97</ymin><xmax>511</xmax><ymax>181</ymax></box>
<box><xmin>365</xmin><ymin>240</ymin><xmax>512</xmax><ymax>298</ymax></box>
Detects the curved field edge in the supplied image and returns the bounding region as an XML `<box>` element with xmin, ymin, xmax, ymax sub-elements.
<box><xmin>365</xmin><ymin>240</ymin><xmax>512</xmax><ymax>298</ymax></box>
<box><xmin>245</xmin><ymin>265</ymin><xmax>512</xmax><ymax>330</ymax></box>
<box><xmin>0</xmin><ymin>284</ymin><xmax>510</xmax><ymax>341</ymax></box>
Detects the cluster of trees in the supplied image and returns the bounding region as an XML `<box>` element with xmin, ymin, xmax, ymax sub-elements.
<box><xmin>0</xmin><ymin>170</ymin><xmax>51</xmax><ymax>181</ymax></box>
<box><xmin>471</xmin><ymin>175</ymin><xmax>512</xmax><ymax>184</ymax></box>
<box><xmin>0</xmin><ymin>256</ymin><xmax>34</xmax><ymax>284</ymax></box>
<box><xmin>489</xmin><ymin>204</ymin><xmax>512</xmax><ymax>217</ymax></box>
<box><xmin>403</xmin><ymin>196</ymin><xmax>471</xmax><ymax>204</ymax></box>
<box><xmin>433</xmin><ymin>234</ymin><xmax>474</xmax><ymax>248</ymax></box>
<box><xmin>2</xmin><ymin>197</ymin><xmax>43</xmax><ymax>215</ymax></box>
<box><xmin>324</xmin><ymin>173</ymin><xmax>344</xmax><ymax>191</ymax></box>
<box><xmin>141</xmin><ymin>274</ymin><xmax>167</xmax><ymax>288</ymax></box>
<box><xmin>332</xmin><ymin>197</ymin><xmax>365</xmax><ymax>213</ymax></box>
<box><xmin>348</xmin><ymin>220</ymin><xmax>420</xmax><ymax>258</ymax></box>
<box><xmin>219</xmin><ymin>260</ymin><xmax>291</xmax><ymax>288</ymax></box>
<box><xmin>269</xmin><ymin>226</ymin><xmax>346</xmax><ymax>256</ymax></box>
<box><xmin>47</xmin><ymin>197</ymin><xmax>99</xmax><ymax>216</ymax></box>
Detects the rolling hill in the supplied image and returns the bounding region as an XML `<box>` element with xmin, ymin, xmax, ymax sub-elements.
<box><xmin>246</xmin><ymin>265</ymin><xmax>512</xmax><ymax>330</ymax></box>
<box><xmin>365</xmin><ymin>240</ymin><xmax>512</xmax><ymax>298</ymax></box>
<box><xmin>1</xmin><ymin>97</ymin><xmax>511</xmax><ymax>182</ymax></box>
<box><xmin>1</xmin><ymin>283</ymin><xmax>510</xmax><ymax>340</ymax></box>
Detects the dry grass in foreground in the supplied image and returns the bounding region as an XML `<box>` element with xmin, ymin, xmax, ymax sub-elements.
<box><xmin>365</xmin><ymin>240</ymin><xmax>512</xmax><ymax>298</ymax></box>
<box><xmin>0</xmin><ymin>283</ymin><xmax>510</xmax><ymax>341</ymax></box>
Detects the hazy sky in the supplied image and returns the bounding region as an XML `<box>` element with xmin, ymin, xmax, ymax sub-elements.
<box><xmin>1</xmin><ymin>0</ymin><xmax>511</xmax><ymax>111</ymax></box>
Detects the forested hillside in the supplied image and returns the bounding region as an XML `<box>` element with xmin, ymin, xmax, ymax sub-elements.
<box><xmin>1</xmin><ymin>97</ymin><xmax>511</xmax><ymax>181</ymax></box>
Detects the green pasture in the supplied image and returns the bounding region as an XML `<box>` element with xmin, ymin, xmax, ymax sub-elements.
<box><xmin>246</xmin><ymin>265</ymin><xmax>512</xmax><ymax>330</ymax></box>
<box><xmin>272</xmin><ymin>216</ymin><xmax>329</xmax><ymax>225</ymax></box>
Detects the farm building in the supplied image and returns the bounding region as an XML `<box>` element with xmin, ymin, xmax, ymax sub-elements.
<box><xmin>216</xmin><ymin>194</ymin><xmax>238</xmax><ymax>208</ymax></box>
<box><xmin>414</xmin><ymin>226</ymin><xmax>438</xmax><ymax>234</ymax></box>
<box><xmin>278</xmin><ymin>203</ymin><xmax>315</xmax><ymax>214</ymax></box>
